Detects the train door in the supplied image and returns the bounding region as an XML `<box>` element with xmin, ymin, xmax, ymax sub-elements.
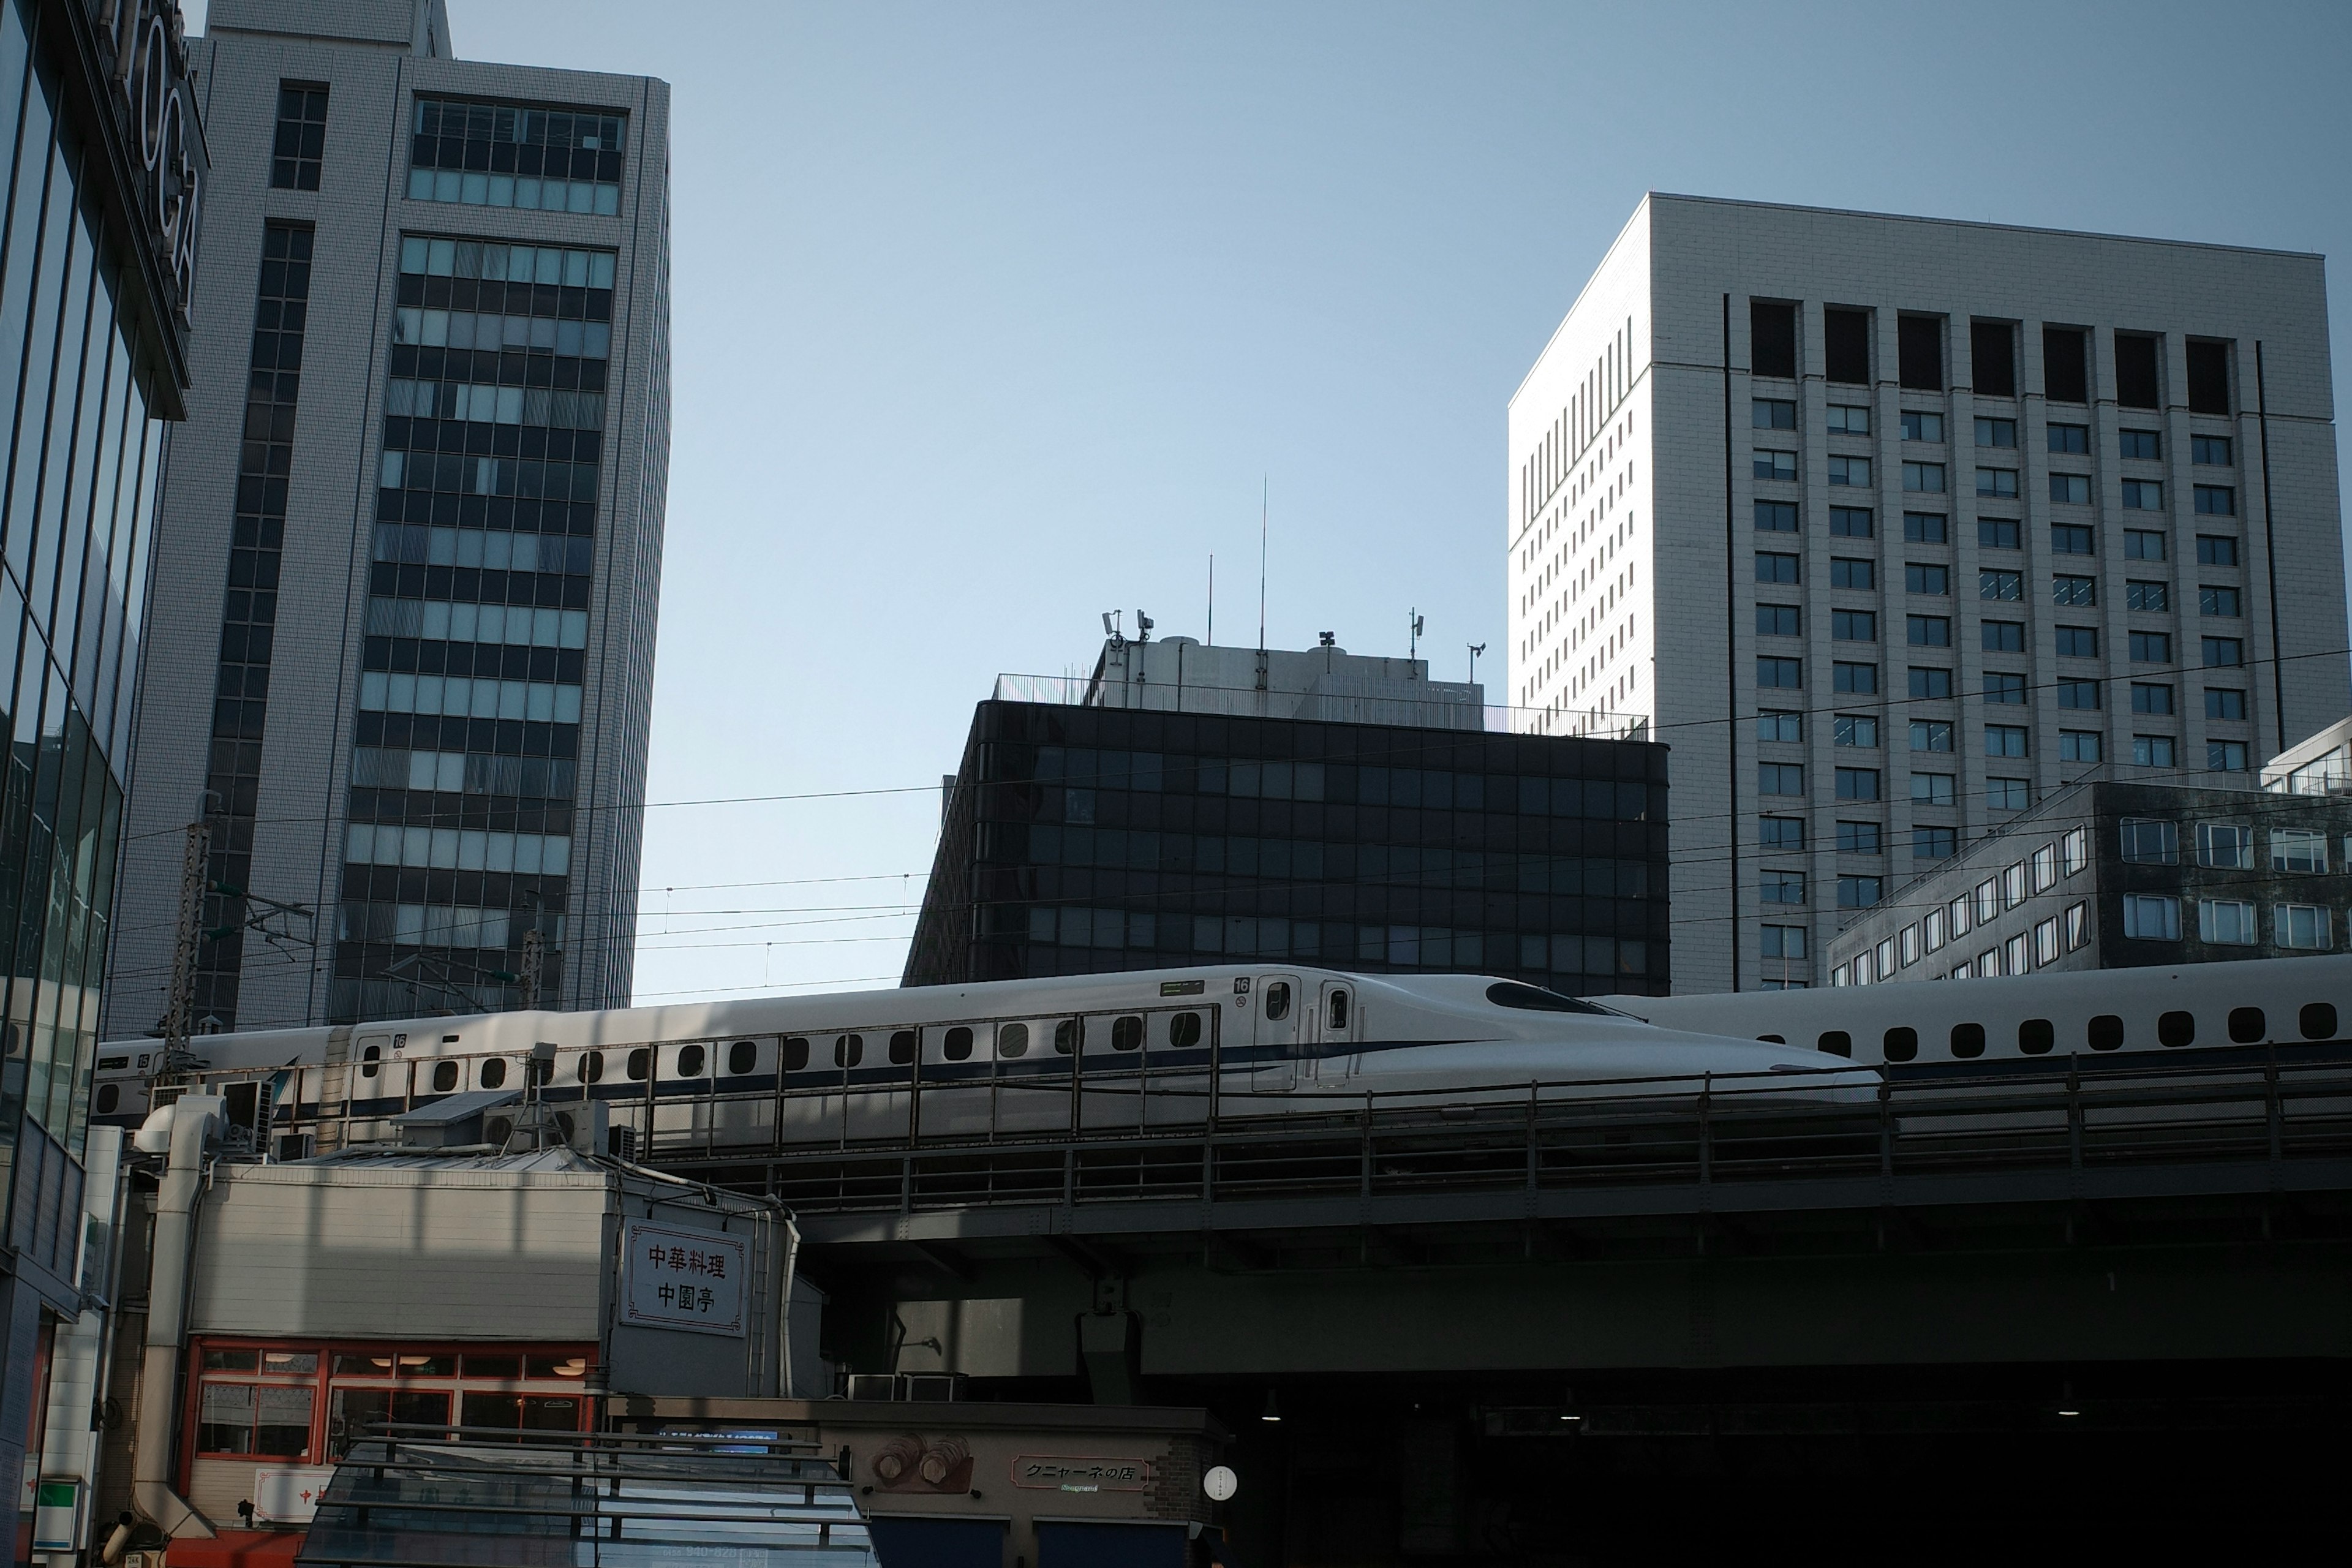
<box><xmin>1316</xmin><ymin>979</ymin><xmax>1357</xmax><ymax>1080</ymax></box>
<box><xmin>989</xmin><ymin>1017</ymin><xmax>1057</xmax><ymax>1136</ymax></box>
<box><xmin>1249</xmin><ymin>975</ymin><xmax>1302</xmax><ymax>1095</ymax></box>
<box><xmin>1074</xmin><ymin>1009</ymin><xmax>1150</xmax><ymax>1131</ymax></box>
<box><xmin>917</xmin><ymin>1022</ymin><xmax>991</xmax><ymax>1137</ymax></box>
<box><xmin>1146</xmin><ymin>1004</ymin><xmax>1215</xmax><ymax>1126</ymax></box>
<box><xmin>774</xmin><ymin>1034</ymin><xmax>824</xmax><ymax>1147</ymax></box>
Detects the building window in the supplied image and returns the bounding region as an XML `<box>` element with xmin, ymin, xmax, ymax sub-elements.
<box><xmin>1755</xmin><ymin>500</ymin><xmax>1799</xmax><ymax>533</ymax></box>
<box><xmin>1986</xmin><ymin>724</ymin><xmax>2028</xmax><ymax>758</ymax></box>
<box><xmin>1978</xmin><ymin>518</ymin><xmax>2019</xmax><ymax>549</ymax></box>
<box><xmin>1762</xmin><ymin>871</ymin><xmax>1807</xmax><ymax>906</ymax></box>
<box><xmin>2059</xmin><ymin>729</ymin><xmax>2102</xmax><ymax>763</ymax></box>
<box><xmin>1982</xmin><ymin>620</ymin><xmax>2024</xmax><ymax>652</ymax></box>
<box><xmin>2064</xmin><ymin>827</ymin><xmax>2089</xmax><ymax>875</ymax></box>
<box><xmin>1902</xmin><ymin>462</ymin><xmax>1946</xmax><ymax>494</ymax></box>
<box><xmin>1758</xmin><ymin>709</ymin><xmax>1803</xmax><ymax>744</ymax></box>
<box><xmin>1760</xmin><ymin>816</ymin><xmax>1806</xmax><ymax>850</ymax></box>
<box><xmin>1980</xmin><ymin>569</ymin><xmax>2022</xmax><ymax>601</ymax></box>
<box><xmin>2120</xmin><ymin>580</ymin><xmax>2167</xmax><ymax>613</ymax></box>
<box><xmin>2057</xmin><ymin>679</ymin><xmax>2101</xmax><ymax>709</ymax></box>
<box><xmin>2049</xmin><ymin>473</ymin><xmax>2091</xmax><ymax>505</ymax></box>
<box><xmin>1907</xmin><ymin>563</ymin><xmax>1950</xmax><ymax>595</ymax></box>
<box><xmin>1828</xmin><ymin>456</ymin><xmax>1872</xmax><ymax>488</ymax></box>
<box><xmin>2202</xmin><ymin>636</ymin><xmax>2245</xmax><ymax>668</ymax></box>
<box><xmin>1830</xmin><ymin>557</ymin><xmax>1875</xmax><ymax>590</ymax></box>
<box><xmin>1914</xmin><ymin>826</ymin><xmax>1957</xmax><ymax>861</ymax></box>
<box><xmin>1825</xmin><ymin>307</ymin><xmax>1871</xmax><ymax>384</ymax></box>
<box><xmin>1976</xmin><ymin>466</ymin><xmax>2018</xmax><ymax>498</ymax></box>
<box><xmin>2047</xmin><ymin>421</ymin><xmax>2090</xmax><ymax>453</ymax></box>
<box><xmin>1834</xmin><ymin>662</ymin><xmax>1878</xmax><ymax>693</ymax></box>
<box><xmin>2115</xmin><ymin>335</ymin><xmax>2162</xmax><ymax>409</ymax></box>
<box><xmin>1898</xmin><ymin>315</ymin><xmax>1945</xmax><ymax>390</ymax></box>
<box><xmin>2199</xmin><ymin>899</ymin><xmax>2258</xmax><ymax>946</ymax></box>
<box><xmin>1762</xmin><ymin>924</ymin><xmax>1807</xmax><ymax>960</ymax></box>
<box><xmin>1755</xmin><ymin>449</ymin><xmax>1797</xmax><ymax>481</ymax></box>
<box><xmin>2192</xmin><ymin>435</ymin><xmax>2234</xmax><ymax>467</ymax></box>
<box><xmin>1909</xmin><ymin>667</ymin><xmax>1952</xmax><ymax>699</ymax></box>
<box><xmin>2279</xmin><ymin>905</ymin><xmax>2332</xmax><ymax>951</ymax></box>
<box><xmin>1828</xmin><ymin>403</ymin><xmax>1871</xmax><ymax>435</ymax></box>
<box><xmin>2051</xmin><ymin>574</ymin><xmax>2095</xmax><ymax>606</ymax></box>
<box><xmin>1899</xmin><ymin>409</ymin><xmax>1945</xmax><ymax>442</ymax></box>
<box><xmin>1836</xmin><ymin>767</ymin><xmax>1881</xmax><ymax>801</ymax></box>
<box><xmin>2044</xmin><ymin>328</ymin><xmax>2090</xmax><ymax>403</ymax></box>
<box><xmin>2124</xmin><ymin>894</ymin><xmax>2180</xmax><ymax>940</ymax></box>
<box><xmin>1907</xmin><ymin>615</ymin><xmax>1950</xmax><ymax>647</ymax></box>
<box><xmin>1975</xmin><ymin>415</ymin><xmax>2017</xmax><ymax>448</ymax></box>
<box><xmin>2195</xmin><ymin>534</ymin><xmax>2239</xmax><ymax>566</ymax></box>
<box><xmin>2119</xmin><ymin>429</ymin><xmax>2162</xmax><ymax>460</ymax></box>
<box><xmin>2054</xmin><ymin>625</ymin><xmax>2101</xmax><ymax>657</ymax></box>
<box><xmin>1838</xmin><ymin>820</ymin><xmax>1882</xmax><ymax>854</ymax></box>
<box><xmin>1757</xmin><ymin>657</ymin><xmax>1803</xmax><ymax>689</ymax></box>
<box><xmin>1757</xmin><ymin>551</ymin><xmax>1800</xmax><ymax>583</ymax></box>
<box><xmin>1751</xmin><ymin>302</ymin><xmax>1798</xmax><ymax>379</ymax></box>
<box><xmin>272</xmin><ymin>83</ymin><xmax>330</xmax><ymax>190</ymax></box>
<box><xmin>1831</xmin><ymin>609</ymin><xmax>1876</xmax><ymax>643</ymax></box>
<box><xmin>2065</xmin><ymin>901</ymin><xmax>2091</xmax><ymax>948</ymax></box>
<box><xmin>2034</xmin><ymin>918</ymin><xmax>2061</xmax><ymax>967</ymax></box>
<box><xmin>2122</xmin><ymin>478</ymin><xmax>2165</xmax><ymax>510</ymax></box>
<box><xmin>2051</xmin><ymin>524</ymin><xmax>2094</xmax><ymax>554</ymax></box>
<box><xmin>1912</xmin><ymin>773</ymin><xmax>1956</xmax><ymax>806</ymax></box>
<box><xmin>2133</xmin><ymin>735</ymin><xmax>2176</xmax><ymax>767</ymax></box>
<box><xmin>1906</xmin><ymin>511</ymin><xmax>1951</xmax><ymax>543</ymax></box>
<box><xmin>1752</xmin><ymin>398</ymin><xmax>1796</xmax><ymax>429</ymax></box>
<box><xmin>409</xmin><ymin>97</ymin><xmax>628</xmax><ymax>215</ymax></box>
<box><xmin>1757</xmin><ymin>603</ymin><xmax>1801</xmax><ymax>636</ymax></box>
<box><xmin>1910</xmin><ymin>719</ymin><xmax>1953</xmax><ymax>752</ymax></box>
<box><xmin>1987</xmin><ymin>777</ymin><xmax>2029</xmax><ymax>811</ymax></box>
<box><xmin>2198</xmin><ymin>823</ymin><xmax>2252</xmax><ymax>869</ymax></box>
<box><xmin>2128</xmin><ymin>630</ymin><xmax>2170</xmax><ymax>663</ymax></box>
<box><xmin>2031</xmin><ymin>843</ymin><xmax>2059</xmax><ymax>894</ymax></box>
<box><xmin>1834</xmin><ymin>714</ymin><xmax>1879</xmax><ymax>747</ymax></box>
<box><xmin>2186</xmin><ymin>339</ymin><xmax>2231</xmax><ymax>414</ymax></box>
<box><xmin>2271</xmin><ymin>828</ymin><xmax>2328</xmax><ymax>873</ymax></box>
<box><xmin>1830</xmin><ymin>507</ymin><xmax>1874</xmax><ymax>538</ymax></box>
<box><xmin>2131</xmin><ymin>683</ymin><xmax>2174</xmax><ymax>714</ymax></box>
<box><xmin>2199</xmin><ymin>586</ymin><xmax>2241</xmax><ymax>618</ymax></box>
<box><xmin>1839</xmin><ymin>875</ymin><xmax>1884</xmax><ymax>909</ymax></box>
<box><xmin>2205</xmin><ymin>688</ymin><xmax>2245</xmax><ymax>720</ymax></box>
<box><xmin>1759</xmin><ymin>763</ymin><xmax>1806</xmax><ymax>796</ymax></box>
<box><xmin>2120</xmin><ymin>819</ymin><xmax>2179</xmax><ymax>864</ymax></box>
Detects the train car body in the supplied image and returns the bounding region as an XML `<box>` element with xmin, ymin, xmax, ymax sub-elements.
<box><xmin>94</xmin><ymin>966</ymin><xmax>1874</xmax><ymax>1158</ymax></box>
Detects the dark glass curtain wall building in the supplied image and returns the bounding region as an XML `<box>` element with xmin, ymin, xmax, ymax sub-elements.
<box><xmin>907</xmin><ymin>696</ymin><xmax>1671</xmax><ymax>995</ymax></box>
<box><xmin>0</xmin><ymin>0</ymin><xmax>205</xmax><ymax>1517</ymax></box>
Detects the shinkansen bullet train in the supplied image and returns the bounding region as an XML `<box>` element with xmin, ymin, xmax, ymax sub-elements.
<box><xmin>1618</xmin><ymin>953</ymin><xmax>2352</xmax><ymax>1069</ymax></box>
<box><xmin>93</xmin><ymin>966</ymin><xmax>1878</xmax><ymax>1153</ymax></box>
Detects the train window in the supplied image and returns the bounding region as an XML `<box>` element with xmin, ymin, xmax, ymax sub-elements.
<box><xmin>1169</xmin><ymin>1012</ymin><xmax>1202</xmax><ymax>1049</ymax></box>
<box><xmin>1882</xmin><ymin>1028</ymin><xmax>1917</xmax><ymax>1063</ymax></box>
<box><xmin>1264</xmin><ymin>984</ymin><xmax>1291</xmax><ymax>1022</ymax></box>
<box><xmin>481</xmin><ymin>1058</ymin><xmax>508</xmax><ymax>1088</ymax></box>
<box><xmin>677</xmin><ymin>1043</ymin><xmax>706</xmax><ymax>1078</ymax></box>
<box><xmin>96</xmin><ymin>1083</ymin><xmax>118</xmax><ymax>1114</ymax></box>
<box><xmin>1055</xmin><ymin>1020</ymin><xmax>1080</xmax><ymax>1055</ymax></box>
<box><xmin>1758</xmin><ymin>1035</ymin><xmax>1785</xmax><ymax>1044</ymax></box>
<box><xmin>1112</xmin><ymin>1016</ymin><xmax>1144</xmax><ymax>1051</ymax></box>
<box><xmin>2019</xmin><ymin>1019</ymin><xmax>2054</xmax><ymax>1055</ymax></box>
<box><xmin>889</xmin><ymin>1031</ymin><xmax>916</xmax><ymax>1066</ymax></box>
<box><xmin>1329</xmin><ymin>990</ymin><xmax>1351</xmax><ymax>1030</ymax></box>
<box><xmin>361</xmin><ymin>1044</ymin><xmax>382</xmax><ymax>1080</ymax></box>
<box><xmin>727</xmin><ymin>1040</ymin><xmax>756</xmax><ymax>1076</ymax></box>
<box><xmin>2301</xmin><ymin>1003</ymin><xmax>2337</xmax><ymax>1041</ymax></box>
<box><xmin>998</xmin><ymin>1023</ymin><xmax>1028</xmax><ymax>1059</ymax></box>
<box><xmin>944</xmin><ymin>1027</ymin><xmax>973</xmax><ymax>1062</ymax></box>
<box><xmin>2089</xmin><ymin>1015</ymin><xmax>2124</xmax><ymax>1051</ymax></box>
<box><xmin>782</xmin><ymin>1037</ymin><xmax>811</xmax><ymax>1071</ymax></box>
<box><xmin>580</xmin><ymin>1050</ymin><xmax>605</xmax><ymax>1084</ymax></box>
<box><xmin>97</xmin><ymin>1056</ymin><xmax>126</xmax><ymax>1071</ymax></box>
<box><xmin>1950</xmin><ymin>1023</ymin><xmax>1986</xmax><ymax>1058</ymax></box>
<box><xmin>432</xmin><ymin>1061</ymin><xmax>459</xmax><ymax>1093</ymax></box>
<box><xmin>2158</xmin><ymin>1011</ymin><xmax>2195</xmax><ymax>1048</ymax></box>
<box><xmin>2228</xmin><ymin>1007</ymin><xmax>2266</xmax><ymax>1044</ymax></box>
<box><xmin>1485</xmin><ymin>982</ymin><xmax>1613</xmax><ymax>1014</ymax></box>
<box><xmin>624</xmin><ymin>1049</ymin><xmax>649</xmax><ymax>1082</ymax></box>
<box><xmin>835</xmin><ymin>1035</ymin><xmax>864</xmax><ymax>1068</ymax></box>
<box><xmin>1818</xmin><ymin>1031</ymin><xmax>1852</xmax><ymax>1057</ymax></box>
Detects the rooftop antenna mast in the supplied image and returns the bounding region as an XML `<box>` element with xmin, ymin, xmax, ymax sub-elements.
<box><xmin>1257</xmin><ymin>475</ymin><xmax>1268</xmax><ymax>654</ymax></box>
<box><xmin>1207</xmin><ymin>554</ymin><xmax>1214</xmax><ymax>646</ymax></box>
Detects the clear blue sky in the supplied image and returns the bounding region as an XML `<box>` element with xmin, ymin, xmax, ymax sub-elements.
<box><xmin>202</xmin><ymin>2</ymin><xmax>2352</xmax><ymax>1004</ymax></box>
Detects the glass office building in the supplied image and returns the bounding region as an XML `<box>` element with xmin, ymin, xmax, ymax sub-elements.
<box><xmin>907</xmin><ymin>694</ymin><xmax>1671</xmax><ymax>995</ymax></box>
<box><xmin>0</xmin><ymin>0</ymin><xmax>204</xmax><ymax>1518</ymax></box>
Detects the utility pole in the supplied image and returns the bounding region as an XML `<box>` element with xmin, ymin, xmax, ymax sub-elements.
<box><xmin>160</xmin><ymin>821</ymin><xmax>211</xmax><ymax>1071</ymax></box>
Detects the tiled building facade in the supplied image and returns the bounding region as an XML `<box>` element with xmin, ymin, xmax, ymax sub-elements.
<box><xmin>1509</xmin><ymin>195</ymin><xmax>2346</xmax><ymax>993</ymax></box>
<box><xmin>107</xmin><ymin>0</ymin><xmax>669</xmax><ymax>1033</ymax></box>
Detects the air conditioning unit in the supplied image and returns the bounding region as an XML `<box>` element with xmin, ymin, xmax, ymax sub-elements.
<box><xmin>902</xmin><ymin>1373</ymin><xmax>966</xmax><ymax>1404</ymax></box>
<box><xmin>606</xmin><ymin>1123</ymin><xmax>638</xmax><ymax>1163</ymax></box>
<box><xmin>273</xmin><ymin>1131</ymin><xmax>315</xmax><ymax>1163</ymax></box>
